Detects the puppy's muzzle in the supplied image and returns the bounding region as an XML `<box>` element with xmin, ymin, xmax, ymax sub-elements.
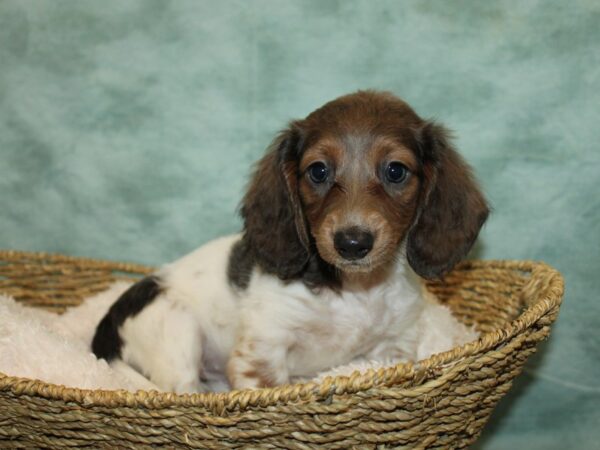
<box><xmin>334</xmin><ymin>227</ymin><xmax>374</xmax><ymax>260</ymax></box>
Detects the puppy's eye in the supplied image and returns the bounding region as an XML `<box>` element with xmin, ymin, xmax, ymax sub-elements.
<box><xmin>307</xmin><ymin>162</ymin><xmax>329</xmax><ymax>184</ymax></box>
<box><xmin>385</xmin><ymin>162</ymin><xmax>408</xmax><ymax>183</ymax></box>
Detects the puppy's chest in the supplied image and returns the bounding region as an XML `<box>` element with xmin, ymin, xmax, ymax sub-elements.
<box><xmin>288</xmin><ymin>286</ymin><xmax>420</xmax><ymax>372</ymax></box>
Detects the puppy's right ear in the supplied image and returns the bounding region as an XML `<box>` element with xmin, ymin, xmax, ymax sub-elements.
<box><xmin>406</xmin><ymin>122</ymin><xmax>489</xmax><ymax>279</ymax></box>
<box><xmin>240</xmin><ymin>123</ymin><xmax>311</xmax><ymax>279</ymax></box>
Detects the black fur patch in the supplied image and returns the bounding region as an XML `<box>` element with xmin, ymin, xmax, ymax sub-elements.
<box><xmin>227</xmin><ymin>238</ymin><xmax>255</xmax><ymax>289</ymax></box>
<box><xmin>227</xmin><ymin>236</ymin><xmax>340</xmax><ymax>291</ymax></box>
<box><xmin>301</xmin><ymin>252</ymin><xmax>340</xmax><ymax>290</ymax></box>
<box><xmin>91</xmin><ymin>276</ymin><xmax>162</xmax><ymax>361</ymax></box>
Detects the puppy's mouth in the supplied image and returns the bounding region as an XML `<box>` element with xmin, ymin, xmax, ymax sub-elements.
<box><xmin>335</xmin><ymin>259</ymin><xmax>375</xmax><ymax>273</ymax></box>
<box><xmin>315</xmin><ymin>241</ymin><xmax>382</xmax><ymax>273</ymax></box>
<box><xmin>332</xmin><ymin>250</ymin><xmax>396</xmax><ymax>273</ymax></box>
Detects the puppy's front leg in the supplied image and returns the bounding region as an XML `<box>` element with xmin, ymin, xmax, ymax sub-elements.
<box><xmin>226</xmin><ymin>334</ymin><xmax>289</xmax><ymax>390</ymax></box>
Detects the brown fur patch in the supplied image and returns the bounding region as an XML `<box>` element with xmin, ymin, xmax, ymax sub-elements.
<box><xmin>297</xmin><ymin>110</ymin><xmax>424</xmax><ymax>275</ymax></box>
<box><xmin>230</xmin><ymin>90</ymin><xmax>489</xmax><ymax>289</ymax></box>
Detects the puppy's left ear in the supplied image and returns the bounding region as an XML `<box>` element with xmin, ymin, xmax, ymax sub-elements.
<box><xmin>240</xmin><ymin>123</ymin><xmax>311</xmax><ymax>279</ymax></box>
<box><xmin>407</xmin><ymin>122</ymin><xmax>490</xmax><ymax>279</ymax></box>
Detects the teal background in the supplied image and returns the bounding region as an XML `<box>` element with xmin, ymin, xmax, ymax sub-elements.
<box><xmin>1</xmin><ymin>1</ymin><xmax>598</xmax><ymax>448</ymax></box>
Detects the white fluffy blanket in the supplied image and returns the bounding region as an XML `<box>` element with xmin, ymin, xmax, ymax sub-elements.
<box><xmin>0</xmin><ymin>283</ymin><xmax>478</xmax><ymax>392</ymax></box>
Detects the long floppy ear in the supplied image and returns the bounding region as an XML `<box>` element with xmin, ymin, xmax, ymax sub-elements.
<box><xmin>240</xmin><ymin>124</ymin><xmax>310</xmax><ymax>279</ymax></box>
<box><xmin>407</xmin><ymin>122</ymin><xmax>490</xmax><ymax>279</ymax></box>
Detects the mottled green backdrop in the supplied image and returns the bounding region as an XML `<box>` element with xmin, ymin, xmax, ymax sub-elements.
<box><xmin>1</xmin><ymin>1</ymin><xmax>598</xmax><ymax>448</ymax></box>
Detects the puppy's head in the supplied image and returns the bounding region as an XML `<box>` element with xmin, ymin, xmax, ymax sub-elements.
<box><xmin>241</xmin><ymin>91</ymin><xmax>489</xmax><ymax>284</ymax></box>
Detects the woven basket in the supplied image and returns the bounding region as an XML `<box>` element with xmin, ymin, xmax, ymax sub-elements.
<box><xmin>0</xmin><ymin>250</ymin><xmax>564</xmax><ymax>449</ymax></box>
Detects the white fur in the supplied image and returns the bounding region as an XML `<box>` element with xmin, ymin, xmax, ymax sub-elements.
<box><xmin>0</xmin><ymin>265</ymin><xmax>476</xmax><ymax>392</ymax></box>
<box><xmin>314</xmin><ymin>300</ymin><xmax>479</xmax><ymax>381</ymax></box>
<box><xmin>116</xmin><ymin>234</ymin><xmax>478</xmax><ymax>392</ymax></box>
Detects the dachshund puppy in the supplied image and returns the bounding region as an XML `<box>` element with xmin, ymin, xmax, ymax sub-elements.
<box><xmin>92</xmin><ymin>91</ymin><xmax>489</xmax><ymax>392</ymax></box>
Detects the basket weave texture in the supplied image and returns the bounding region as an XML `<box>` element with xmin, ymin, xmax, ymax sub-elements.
<box><xmin>0</xmin><ymin>250</ymin><xmax>564</xmax><ymax>449</ymax></box>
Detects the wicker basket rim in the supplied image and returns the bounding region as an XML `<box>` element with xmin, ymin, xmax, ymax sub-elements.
<box><xmin>0</xmin><ymin>252</ymin><xmax>564</xmax><ymax>412</ymax></box>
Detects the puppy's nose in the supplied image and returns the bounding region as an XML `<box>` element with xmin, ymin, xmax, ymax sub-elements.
<box><xmin>334</xmin><ymin>227</ymin><xmax>374</xmax><ymax>260</ymax></box>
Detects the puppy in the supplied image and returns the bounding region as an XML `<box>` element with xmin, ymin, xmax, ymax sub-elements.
<box><xmin>92</xmin><ymin>90</ymin><xmax>489</xmax><ymax>392</ymax></box>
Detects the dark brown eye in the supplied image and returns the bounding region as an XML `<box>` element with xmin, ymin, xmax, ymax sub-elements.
<box><xmin>385</xmin><ymin>162</ymin><xmax>408</xmax><ymax>183</ymax></box>
<box><xmin>308</xmin><ymin>162</ymin><xmax>329</xmax><ymax>184</ymax></box>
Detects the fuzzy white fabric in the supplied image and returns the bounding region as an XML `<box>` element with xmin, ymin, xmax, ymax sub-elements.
<box><xmin>0</xmin><ymin>283</ymin><xmax>158</xmax><ymax>391</ymax></box>
<box><xmin>0</xmin><ymin>283</ymin><xmax>477</xmax><ymax>392</ymax></box>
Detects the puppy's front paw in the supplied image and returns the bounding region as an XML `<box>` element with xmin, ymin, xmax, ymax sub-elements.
<box><xmin>226</xmin><ymin>353</ymin><xmax>274</xmax><ymax>389</ymax></box>
<box><xmin>226</xmin><ymin>342</ymin><xmax>288</xmax><ymax>390</ymax></box>
<box><xmin>174</xmin><ymin>378</ymin><xmax>207</xmax><ymax>394</ymax></box>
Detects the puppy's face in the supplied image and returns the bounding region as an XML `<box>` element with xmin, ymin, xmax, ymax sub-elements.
<box><xmin>241</xmin><ymin>90</ymin><xmax>488</xmax><ymax>284</ymax></box>
<box><xmin>297</xmin><ymin>99</ymin><xmax>424</xmax><ymax>273</ymax></box>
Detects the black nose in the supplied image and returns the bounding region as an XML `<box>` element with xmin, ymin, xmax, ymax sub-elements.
<box><xmin>334</xmin><ymin>227</ymin><xmax>374</xmax><ymax>260</ymax></box>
